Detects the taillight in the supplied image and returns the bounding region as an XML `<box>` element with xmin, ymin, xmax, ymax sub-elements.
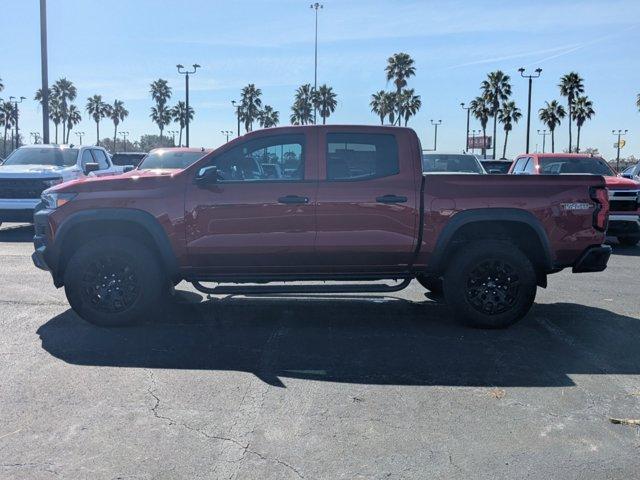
<box><xmin>590</xmin><ymin>187</ymin><xmax>609</xmax><ymax>232</ymax></box>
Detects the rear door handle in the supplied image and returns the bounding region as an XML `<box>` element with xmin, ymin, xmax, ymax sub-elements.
<box><xmin>278</xmin><ymin>195</ymin><xmax>309</xmax><ymax>204</ymax></box>
<box><xmin>376</xmin><ymin>194</ymin><xmax>408</xmax><ymax>204</ymax></box>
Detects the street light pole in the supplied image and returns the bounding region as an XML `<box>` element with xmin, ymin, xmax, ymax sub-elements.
<box><xmin>40</xmin><ymin>0</ymin><xmax>50</xmax><ymax>144</ymax></box>
<box><xmin>9</xmin><ymin>96</ymin><xmax>26</xmax><ymax>150</ymax></box>
<box><xmin>460</xmin><ymin>103</ymin><xmax>471</xmax><ymax>152</ymax></box>
<box><xmin>612</xmin><ymin>129</ymin><xmax>628</xmax><ymax>171</ymax></box>
<box><xmin>430</xmin><ymin>119</ymin><xmax>442</xmax><ymax>151</ymax></box>
<box><xmin>537</xmin><ymin>129</ymin><xmax>550</xmax><ymax>153</ymax></box>
<box><xmin>177</xmin><ymin>63</ymin><xmax>200</xmax><ymax>148</ymax></box>
<box><xmin>471</xmin><ymin>129</ymin><xmax>480</xmax><ymax>154</ymax></box>
<box><xmin>76</xmin><ymin>131</ymin><xmax>85</xmax><ymax>146</ymax></box>
<box><xmin>221</xmin><ymin>130</ymin><xmax>233</xmax><ymax>143</ymax></box>
<box><xmin>118</xmin><ymin>131</ymin><xmax>128</xmax><ymax>150</ymax></box>
<box><xmin>310</xmin><ymin>3</ymin><xmax>323</xmax><ymax>124</ymax></box>
<box><xmin>167</xmin><ymin>130</ymin><xmax>178</xmax><ymax>146</ymax></box>
<box><xmin>231</xmin><ymin>100</ymin><xmax>241</xmax><ymax>137</ymax></box>
<box><xmin>518</xmin><ymin>67</ymin><xmax>542</xmax><ymax>154</ymax></box>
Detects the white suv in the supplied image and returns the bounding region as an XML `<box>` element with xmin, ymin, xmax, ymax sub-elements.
<box><xmin>0</xmin><ymin>144</ymin><xmax>127</xmax><ymax>225</ymax></box>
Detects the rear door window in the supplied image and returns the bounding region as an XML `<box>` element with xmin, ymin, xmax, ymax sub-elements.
<box><xmin>326</xmin><ymin>133</ymin><xmax>399</xmax><ymax>181</ymax></box>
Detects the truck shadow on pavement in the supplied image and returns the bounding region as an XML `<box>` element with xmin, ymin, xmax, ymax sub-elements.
<box><xmin>36</xmin><ymin>295</ymin><xmax>640</xmax><ymax>388</ymax></box>
<box><xmin>0</xmin><ymin>224</ymin><xmax>33</xmax><ymax>243</ymax></box>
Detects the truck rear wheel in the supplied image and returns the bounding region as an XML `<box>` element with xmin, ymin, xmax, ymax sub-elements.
<box><xmin>64</xmin><ymin>236</ymin><xmax>165</xmax><ymax>327</ymax></box>
<box><xmin>443</xmin><ymin>240</ymin><xmax>537</xmax><ymax>329</ymax></box>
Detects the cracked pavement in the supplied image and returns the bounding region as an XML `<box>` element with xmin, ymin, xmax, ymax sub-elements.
<box><xmin>1</xmin><ymin>224</ymin><xmax>640</xmax><ymax>479</ymax></box>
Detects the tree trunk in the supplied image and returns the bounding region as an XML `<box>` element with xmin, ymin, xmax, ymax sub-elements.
<box><xmin>551</xmin><ymin>130</ymin><xmax>555</xmax><ymax>153</ymax></box>
<box><xmin>576</xmin><ymin>125</ymin><xmax>581</xmax><ymax>153</ymax></box>
<box><xmin>96</xmin><ymin>121</ymin><xmax>100</xmax><ymax>146</ymax></box>
<box><xmin>502</xmin><ymin>130</ymin><xmax>509</xmax><ymax>159</ymax></box>
<box><xmin>54</xmin><ymin>123</ymin><xmax>58</xmax><ymax>144</ymax></box>
<box><xmin>322</xmin><ymin>115</ymin><xmax>326</xmax><ymax>125</ymax></box>
<box><xmin>66</xmin><ymin>126</ymin><xmax>70</xmax><ymax>143</ymax></box>
<box><xmin>482</xmin><ymin>127</ymin><xmax>487</xmax><ymax>159</ymax></box>
<box><xmin>114</xmin><ymin>125</ymin><xmax>118</xmax><ymax>152</ymax></box>
<box><xmin>380</xmin><ymin>114</ymin><xmax>384</xmax><ymax>125</ymax></box>
<box><xmin>568</xmin><ymin>100</ymin><xmax>572</xmax><ymax>152</ymax></box>
<box><xmin>179</xmin><ymin>128</ymin><xmax>183</xmax><ymax>147</ymax></box>
<box><xmin>3</xmin><ymin>126</ymin><xmax>7</xmax><ymax>157</ymax></box>
<box><xmin>492</xmin><ymin>113</ymin><xmax>498</xmax><ymax>160</ymax></box>
<box><xmin>159</xmin><ymin>127</ymin><xmax>163</xmax><ymax>145</ymax></box>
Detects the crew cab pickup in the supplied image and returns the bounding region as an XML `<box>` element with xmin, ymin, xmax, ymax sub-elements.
<box><xmin>32</xmin><ymin>126</ymin><xmax>611</xmax><ymax>329</ymax></box>
<box><xmin>0</xmin><ymin>144</ymin><xmax>127</xmax><ymax>225</ymax></box>
<box><xmin>509</xmin><ymin>153</ymin><xmax>640</xmax><ymax>246</ymax></box>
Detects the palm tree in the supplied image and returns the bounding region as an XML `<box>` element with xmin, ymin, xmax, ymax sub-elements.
<box><xmin>470</xmin><ymin>96</ymin><xmax>491</xmax><ymax>158</ymax></box>
<box><xmin>258</xmin><ymin>105</ymin><xmax>279</xmax><ymax>128</ymax></box>
<box><xmin>291</xmin><ymin>84</ymin><xmax>314</xmax><ymax>125</ymax></box>
<box><xmin>312</xmin><ymin>84</ymin><xmax>337</xmax><ymax>124</ymax></box>
<box><xmin>397</xmin><ymin>89</ymin><xmax>422</xmax><ymax>126</ymax></box>
<box><xmin>49</xmin><ymin>97</ymin><xmax>63</xmax><ymax>144</ymax></box>
<box><xmin>65</xmin><ymin>105</ymin><xmax>82</xmax><ymax>143</ymax></box>
<box><xmin>636</xmin><ymin>93</ymin><xmax>640</xmax><ymax>111</ymax></box>
<box><xmin>385</xmin><ymin>52</ymin><xmax>416</xmax><ymax>124</ymax></box>
<box><xmin>481</xmin><ymin>70</ymin><xmax>512</xmax><ymax>159</ymax></box>
<box><xmin>0</xmin><ymin>77</ymin><xmax>4</xmax><ymax>93</ymax></box>
<box><xmin>538</xmin><ymin>100</ymin><xmax>567</xmax><ymax>153</ymax></box>
<box><xmin>52</xmin><ymin>78</ymin><xmax>77</xmax><ymax>144</ymax></box>
<box><xmin>170</xmin><ymin>101</ymin><xmax>194</xmax><ymax>146</ymax></box>
<box><xmin>239</xmin><ymin>84</ymin><xmax>263</xmax><ymax>132</ymax></box>
<box><xmin>571</xmin><ymin>96</ymin><xmax>595</xmax><ymax>153</ymax></box>
<box><xmin>108</xmin><ymin>100</ymin><xmax>129</xmax><ymax>150</ymax></box>
<box><xmin>498</xmin><ymin>101</ymin><xmax>521</xmax><ymax>159</ymax></box>
<box><xmin>86</xmin><ymin>95</ymin><xmax>108</xmax><ymax>145</ymax></box>
<box><xmin>559</xmin><ymin>72</ymin><xmax>584</xmax><ymax>152</ymax></box>
<box><xmin>150</xmin><ymin>79</ymin><xmax>172</xmax><ymax>108</ymax></box>
<box><xmin>370</xmin><ymin>91</ymin><xmax>394</xmax><ymax>125</ymax></box>
<box><xmin>150</xmin><ymin>105</ymin><xmax>172</xmax><ymax>142</ymax></box>
<box><xmin>1</xmin><ymin>101</ymin><xmax>14</xmax><ymax>157</ymax></box>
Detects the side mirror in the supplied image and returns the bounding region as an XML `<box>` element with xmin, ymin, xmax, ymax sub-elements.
<box><xmin>123</xmin><ymin>165</ymin><xmax>134</xmax><ymax>173</ymax></box>
<box><xmin>195</xmin><ymin>166</ymin><xmax>221</xmax><ymax>186</ymax></box>
<box><xmin>83</xmin><ymin>162</ymin><xmax>100</xmax><ymax>175</ymax></box>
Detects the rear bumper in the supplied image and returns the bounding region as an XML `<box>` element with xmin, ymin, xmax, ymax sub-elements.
<box><xmin>607</xmin><ymin>215</ymin><xmax>640</xmax><ymax>239</ymax></box>
<box><xmin>572</xmin><ymin>245</ymin><xmax>612</xmax><ymax>273</ymax></box>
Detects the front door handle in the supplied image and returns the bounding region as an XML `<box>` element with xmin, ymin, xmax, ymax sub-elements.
<box><xmin>278</xmin><ymin>195</ymin><xmax>309</xmax><ymax>204</ymax></box>
<box><xmin>376</xmin><ymin>194</ymin><xmax>408</xmax><ymax>204</ymax></box>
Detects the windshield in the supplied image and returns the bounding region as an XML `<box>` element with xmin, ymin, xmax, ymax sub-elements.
<box><xmin>138</xmin><ymin>151</ymin><xmax>206</xmax><ymax>170</ymax></box>
<box><xmin>2</xmin><ymin>148</ymin><xmax>78</xmax><ymax>167</ymax></box>
<box><xmin>539</xmin><ymin>157</ymin><xmax>614</xmax><ymax>176</ymax></box>
<box><xmin>422</xmin><ymin>154</ymin><xmax>484</xmax><ymax>173</ymax></box>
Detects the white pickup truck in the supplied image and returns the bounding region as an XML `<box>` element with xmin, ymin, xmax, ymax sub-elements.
<box><xmin>0</xmin><ymin>144</ymin><xmax>128</xmax><ymax>226</ymax></box>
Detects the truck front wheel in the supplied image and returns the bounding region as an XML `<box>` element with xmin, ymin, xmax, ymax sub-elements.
<box><xmin>443</xmin><ymin>240</ymin><xmax>537</xmax><ymax>329</ymax></box>
<box><xmin>64</xmin><ymin>236</ymin><xmax>165</xmax><ymax>327</ymax></box>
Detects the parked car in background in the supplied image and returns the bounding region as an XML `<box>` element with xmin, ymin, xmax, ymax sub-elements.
<box><xmin>110</xmin><ymin>152</ymin><xmax>147</xmax><ymax>168</ymax></box>
<box><xmin>481</xmin><ymin>159</ymin><xmax>513</xmax><ymax>174</ymax></box>
<box><xmin>509</xmin><ymin>153</ymin><xmax>640</xmax><ymax>246</ymax></box>
<box><xmin>621</xmin><ymin>163</ymin><xmax>640</xmax><ymax>181</ymax></box>
<box><xmin>137</xmin><ymin>148</ymin><xmax>212</xmax><ymax>171</ymax></box>
<box><xmin>34</xmin><ymin>125</ymin><xmax>611</xmax><ymax>330</ymax></box>
<box><xmin>0</xmin><ymin>144</ymin><xmax>126</xmax><ymax>226</ymax></box>
<box><xmin>422</xmin><ymin>153</ymin><xmax>486</xmax><ymax>174</ymax></box>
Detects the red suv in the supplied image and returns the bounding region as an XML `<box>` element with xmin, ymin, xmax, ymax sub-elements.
<box><xmin>509</xmin><ymin>153</ymin><xmax>640</xmax><ymax>246</ymax></box>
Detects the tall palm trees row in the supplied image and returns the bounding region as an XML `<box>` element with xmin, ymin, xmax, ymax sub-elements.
<box><xmin>149</xmin><ymin>79</ymin><xmax>194</xmax><ymax>146</ymax></box>
<box><xmin>538</xmin><ymin>72</ymin><xmax>595</xmax><ymax>153</ymax></box>
<box><xmin>370</xmin><ymin>52</ymin><xmax>422</xmax><ymax>126</ymax></box>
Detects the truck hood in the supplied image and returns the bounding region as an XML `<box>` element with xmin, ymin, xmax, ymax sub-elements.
<box><xmin>604</xmin><ymin>175</ymin><xmax>640</xmax><ymax>190</ymax></box>
<box><xmin>50</xmin><ymin>167</ymin><xmax>180</xmax><ymax>193</ymax></box>
<box><xmin>0</xmin><ymin>164</ymin><xmax>72</xmax><ymax>178</ymax></box>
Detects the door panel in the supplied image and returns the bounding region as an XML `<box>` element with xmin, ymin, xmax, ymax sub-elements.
<box><xmin>184</xmin><ymin>132</ymin><xmax>318</xmax><ymax>273</ymax></box>
<box><xmin>314</xmin><ymin>129</ymin><xmax>419</xmax><ymax>272</ymax></box>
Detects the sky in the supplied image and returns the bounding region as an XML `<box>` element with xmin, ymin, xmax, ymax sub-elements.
<box><xmin>2</xmin><ymin>0</ymin><xmax>640</xmax><ymax>159</ymax></box>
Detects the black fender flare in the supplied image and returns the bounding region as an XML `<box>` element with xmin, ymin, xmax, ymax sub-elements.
<box><xmin>426</xmin><ymin>208</ymin><xmax>553</xmax><ymax>274</ymax></box>
<box><xmin>52</xmin><ymin>208</ymin><xmax>178</xmax><ymax>278</ymax></box>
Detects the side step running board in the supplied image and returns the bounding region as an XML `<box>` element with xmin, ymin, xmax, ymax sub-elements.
<box><xmin>191</xmin><ymin>278</ymin><xmax>412</xmax><ymax>296</ymax></box>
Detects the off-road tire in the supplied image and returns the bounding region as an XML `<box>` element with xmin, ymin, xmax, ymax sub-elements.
<box><xmin>64</xmin><ymin>236</ymin><xmax>165</xmax><ymax>327</ymax></box>
<box><xmin>443</xmin><ymin>240</ymin><xmax>537</xmax><ymax>329</ymax></box>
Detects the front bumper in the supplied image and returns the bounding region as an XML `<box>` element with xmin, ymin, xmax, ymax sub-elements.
<box><xmin>572</xmin><ymin>245</ymin><xmax>612</xmax><ymax>273</ymax></box>
<box><xmin>0</xmin><ymin>199</ymin><xmax>41</xmax><ymax>223</ymax></box>
<box><xmin>32</xmin><ymin>210</ymin><xmax>59</xmax><ymax>282</ymax></box>
<box><xmin>607</xmin><ymin>215</ymin><xmax>640</xmax><ymax>239</ymax></box>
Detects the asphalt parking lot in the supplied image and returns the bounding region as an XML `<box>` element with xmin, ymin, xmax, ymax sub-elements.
<box><xmin>1</xmin><ymin>224</ymin><xmax>639</xmax><ymax>479</ymax></box>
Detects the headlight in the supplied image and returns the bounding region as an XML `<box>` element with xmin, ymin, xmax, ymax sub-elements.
<box><xmin>41</xmin><ymin>192</ymin><xmax>77</xmax><ymax>209</ymax></box>
<box><xmin>43</xmin><ymin>177</ymin><xmax>63</xmax><ymax>187</ymax></box>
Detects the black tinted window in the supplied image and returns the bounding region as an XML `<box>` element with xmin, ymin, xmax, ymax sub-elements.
<box><xmin>422</xmin><ymin>154</ymin><xmax>483</xmax><ymax>173</ymax></box>
<box><xmin>3</xmin><ymin>148</ymin><xmax>78</xmax><ymax>167</ymax></box>
<box><xmin>327</xmin><ymin>133</ymin><xmax>398</xmax><ymax>180</ymax></box>
<box><xmin>539</xmin><ymin>157</ymin><xmax>613</xmax><ymax>175</ymax></box>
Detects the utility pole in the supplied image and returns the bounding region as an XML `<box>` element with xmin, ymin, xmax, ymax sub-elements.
<box><xmin>537</xmin><ymin>129</ymin><xmax>550</xmax><ymax>153</ymax></box>
<box><xmin>40</xmin><ymin>0</ymin><xmax>50</xmax><ymax>144</ymax></box>
<box><xmin>310</xmin><ymin>3</ymin><xmax>323</xmax><ymax>124</ymax></box>
<box><xmin>612</xmin><ymin>129</ymin><xmax>628</xmax><ymax>171</ymax></box>
<box><xmin>231</xmin><ymin>100</ymin><xmax>241</xmax><ymax>137</ymax></box>
<box><xmin>221</xmin><ymin>130</ymin><xmax>233</xmax><ymax>143</ymax></box>
<box><xmin>518</xmin><ymin>67</ymin><xmax>542</xmax><ymax>154</ymax></box>
<box><xmin>430</xmin><ymin>119</ymin><xmax>442</xmax><ymax>151</ymax></box>
<box><xmin>9</xmin><ymin>96</ymin><xmax>26</xmax><ymax>150</ymax></box>
<box><xmin>176</xmin><ymin>64</ymin><xmax>200</xmax><ymax>147</ymax></box>
<box><xmin>118</xmin><ymin>131</ymin><xmax>128</xmax><ymax>150</ymax></box>
<box><xmin>461</xmin><ymin>102</ymin><xmax>471</xmax><ymax>152</ymax></box>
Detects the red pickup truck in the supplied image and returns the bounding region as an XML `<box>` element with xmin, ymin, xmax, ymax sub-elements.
<box><xmin>33</xmin><ymin>125</ymin><xmax>611</xmax><ymax>329</ymax></box>
<box><xmin>509</xmin><ymin>153</ymin><xmax>640</xmax><ymax>246</ymax></box>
